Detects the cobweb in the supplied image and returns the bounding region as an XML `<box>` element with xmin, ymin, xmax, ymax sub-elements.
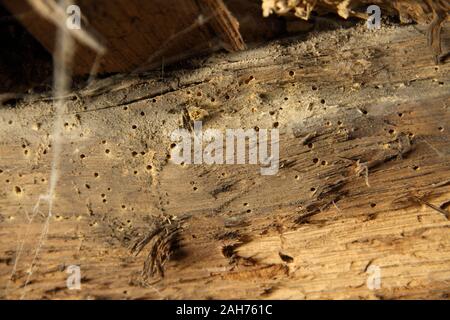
<box><xmin>5</xmin><ymin>0</ymin><xmax>104</xmax><ymax>299</ymax></box>
<box><xmin>3</xmin><ymin>0</ymin><xmax>224</xmax><ymax>299</ymax></box>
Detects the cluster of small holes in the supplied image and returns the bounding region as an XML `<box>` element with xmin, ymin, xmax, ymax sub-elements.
<box><xmin>244</xmin><ymin>76</ymin><xmax>254</xmax><ymax>84</ymax></box>
<box><xmin>7</xmin><ymin>75</ymin><xmax>381</xmax><ymax>221</ymax></box>
<box><xmin>21</xmin><ymin>144</ymin><xmax>29</xmax><ymax>156</ymax></box>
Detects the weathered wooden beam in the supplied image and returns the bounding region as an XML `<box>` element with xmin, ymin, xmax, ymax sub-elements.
<box><xmin>262</xmin><ymin>0</ymin><xmax>450</xmax><ymax>63</ymax></box>
<box><xmin>0</xmin><ymin>25</ymin><xmax>449</xmax><ymax>299</ymax></box>
<box><xmin>1</xmin><ymin>0</ymin><xmax>245</xmax><ymax>74</ymax></box>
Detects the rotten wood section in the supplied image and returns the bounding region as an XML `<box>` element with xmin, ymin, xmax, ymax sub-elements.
<box><xmin>0</xmin><ymin>24</ymin><xmax>449</xmax><ymax>299</ymax></box>
<box><xmin>262</xmin><ymin>0</ymin><xmax>438</xmax><ymax>22</ymax></box>
<box><xmin>2</xmin><ymin>0</ymin><xmax>245</xmax><ymax>74</ymax></box>
<box><xmin>263</xmin><ymin>0</ymin><xmax>450</xmax><ymax>63</ymax></box>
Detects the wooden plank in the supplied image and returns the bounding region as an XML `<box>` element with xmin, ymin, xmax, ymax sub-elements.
<box><xmin>0</xmin><ymin>25</ymin><xmax>449</xmax><ymax>299</ymax></box>
<box><xmin>1</xmin><ymin>0</ymin><xmax>245</xmax><ymax>75</ymax></box>
<box><xmin>262</xmin><ymin>0</ymin><xmax>450</xmax><ymax>63</ymax></box>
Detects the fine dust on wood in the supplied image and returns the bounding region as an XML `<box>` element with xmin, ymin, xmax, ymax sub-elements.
<box><xmin>0</xmin><ymin>24</ymin><xmax>449</xmax><ymax>299</ymax></box>
<box><xmin>263</xmin><ymin>0</ymin><xmax>450</xmax><ymax>63</ymax></box>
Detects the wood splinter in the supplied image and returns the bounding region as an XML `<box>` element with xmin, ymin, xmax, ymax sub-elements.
<box><xmin>130</xmin><ymin>217</ymin><xmax>185</xmax><ymax>280</ymax></box>
<box><xmin>425</xmin><ymin>0</ymin><xmax>450</xmax><ymax>64</ymax></box>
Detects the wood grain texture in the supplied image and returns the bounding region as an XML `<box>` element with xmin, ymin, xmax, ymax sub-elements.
<box><xmin>1</xmin><ymin>0</ymin><xmax>244</xmax><ymax>74</ymax></box>
<box><xmin>262</xmin><ymin>0</ymin><xmax>450</xmax><ymax>62</ymax></box>
<box><xmin>262</xmin><ymin>0</ymin><xmax>437</xmax><ymax>22</ymax></box>
<box><xmin>0</xmin><ymin>24</ymin><xmax>449</xmax><ymax>299</ymax></box>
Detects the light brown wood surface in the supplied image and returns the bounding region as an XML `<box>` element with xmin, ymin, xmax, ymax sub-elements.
<box><xmin>0</xmin><ymin>24</ymin><xmax>449</xmax><ymax>299</ymax></box>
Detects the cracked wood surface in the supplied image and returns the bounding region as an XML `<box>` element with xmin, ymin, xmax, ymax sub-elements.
<box><xmin>0</xmin><ymin>24</ymin><xmax>449</xmax><ymax>299</ymax></box>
